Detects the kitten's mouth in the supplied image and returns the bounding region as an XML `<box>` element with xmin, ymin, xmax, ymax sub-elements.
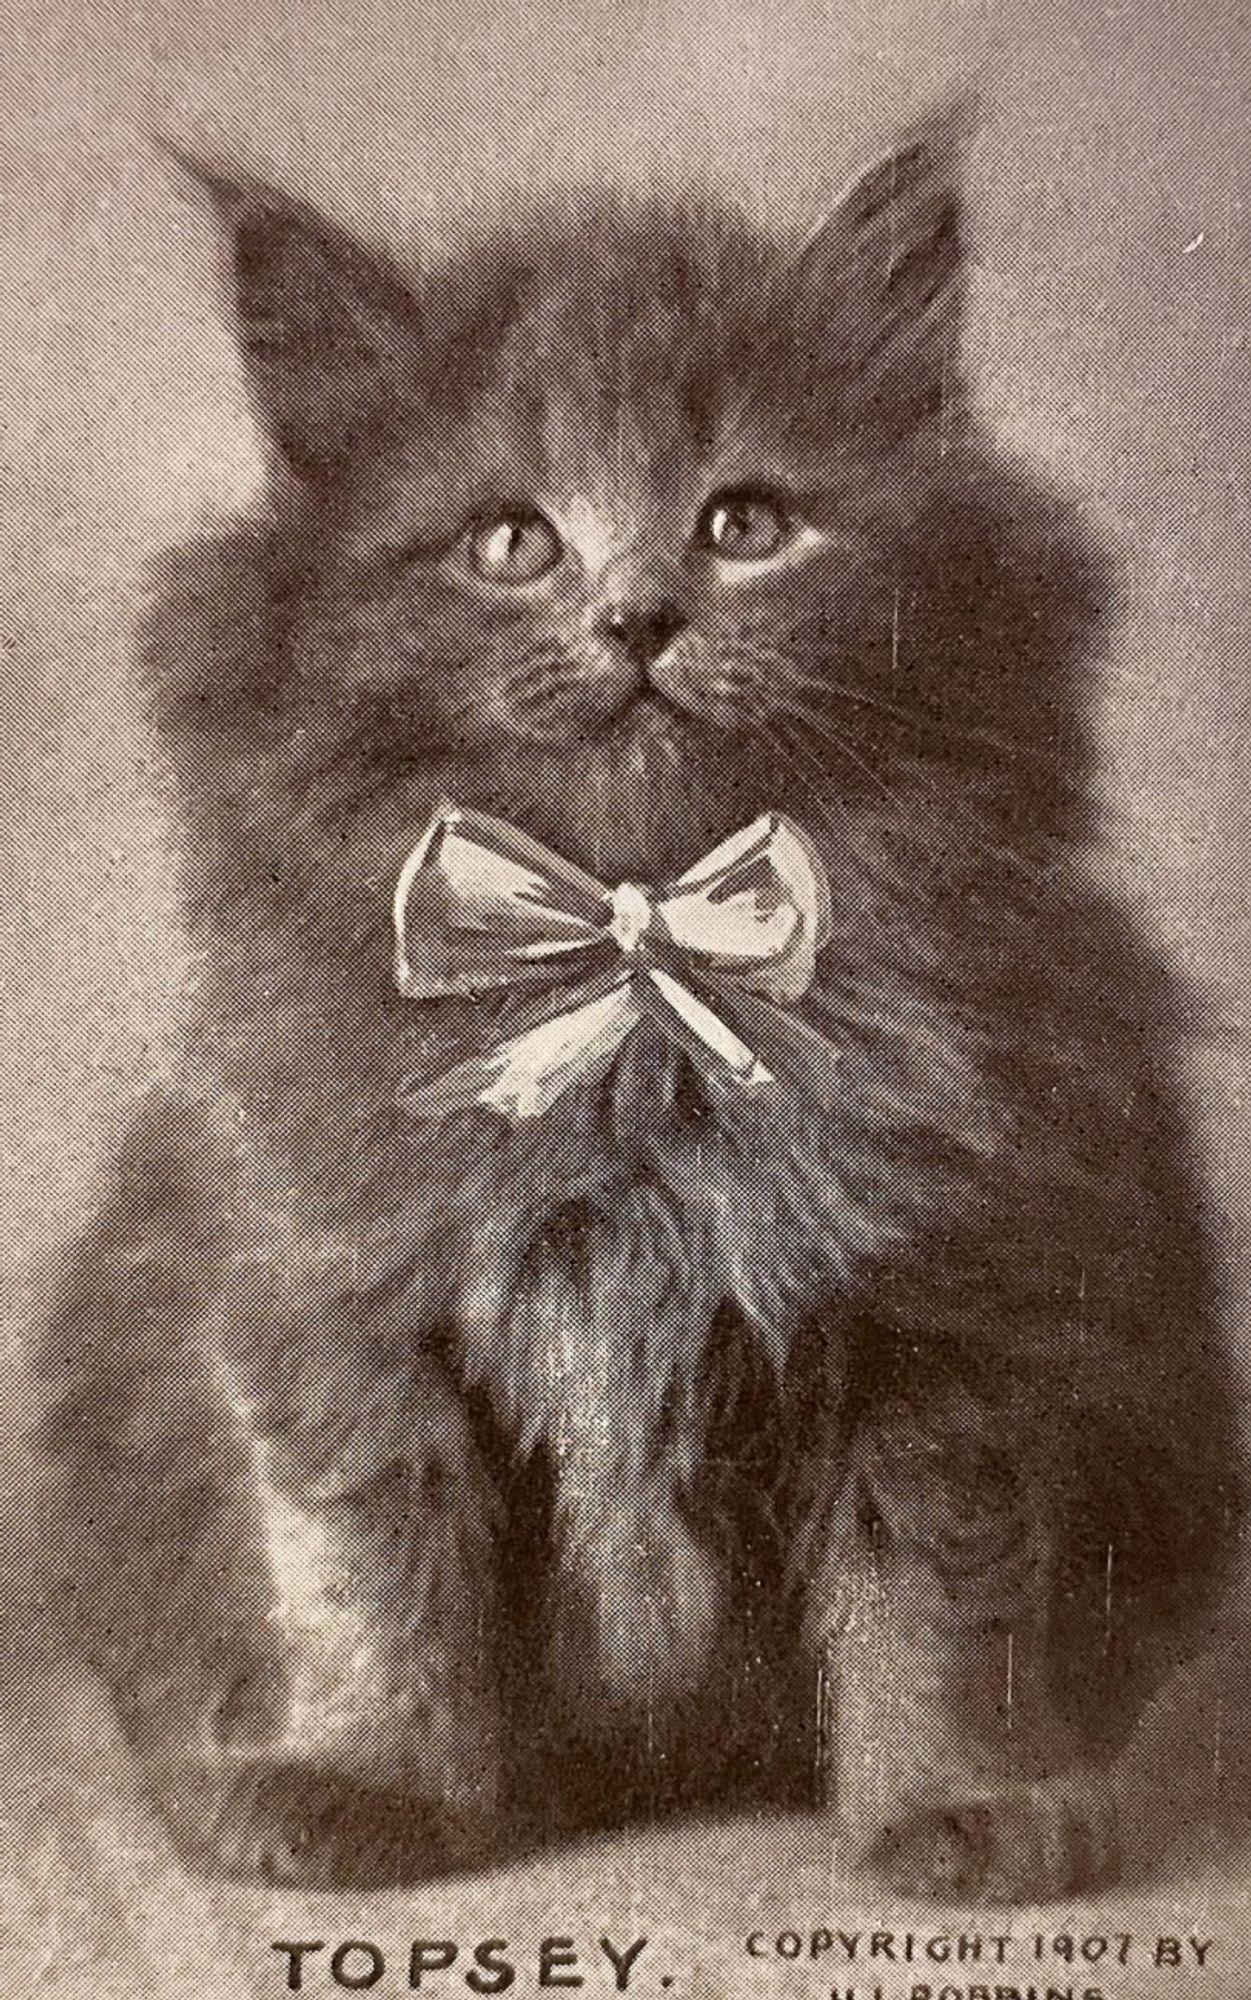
<box><xmin>628</xmin><ymin>688</ymin><xmax>684</xmax><ymax>723</ymax></box>
<box><xmin>608</xmin><ymin>684</ymin><xmax>695</xmax><ymax>737</ymax></box>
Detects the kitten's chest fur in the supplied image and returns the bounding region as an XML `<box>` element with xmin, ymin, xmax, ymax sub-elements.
<box><xmin>437</xmin><ymin>1024</ymin><xmax>894</xmax><ymax>1460</ymax></box>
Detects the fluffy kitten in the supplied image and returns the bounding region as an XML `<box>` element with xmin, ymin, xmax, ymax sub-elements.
<box><xmin>37</xmin><ymin>102</ymin><xmax>1239</xmax><ymax>1899</ymax></box>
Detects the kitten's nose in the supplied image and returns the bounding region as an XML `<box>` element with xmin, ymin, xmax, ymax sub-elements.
<box><xmin>598</xmin><ymin>601</ymin><xmax>687</xmax><ymax>669</ymax></box>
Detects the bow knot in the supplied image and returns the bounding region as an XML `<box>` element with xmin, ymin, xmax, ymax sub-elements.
<box><xmin>607</xmin><ymin>881</ymin><xmax>653</xmax><ymax>954</ymax></box>
<box><xmin>393</xmin><ymin>803</ymin><xmax>838</xmax><ymax>1123</ymax></box>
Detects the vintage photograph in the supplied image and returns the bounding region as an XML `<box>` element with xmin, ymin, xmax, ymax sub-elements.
<box><xmin>2</xmin><ymin>3</ymin><xmax>1250</xmax><ymax>1996</ymax></box>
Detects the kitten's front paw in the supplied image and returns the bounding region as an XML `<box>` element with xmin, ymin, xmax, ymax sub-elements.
<box><xmin>863</xmin><ymin>1776</ymin><xmax>1120</xmax><ymax>1904</ymax></box>
<box><xmin>170</xmin><ymin>1758</ymin><xmax>501</xmax><ymax>1888</ymax></box>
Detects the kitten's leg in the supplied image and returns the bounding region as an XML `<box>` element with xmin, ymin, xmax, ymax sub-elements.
<box><xmin>805</xmin><ymin>1400</ymin><xmax>1118</xmax><ymax>1903</ymax></box>
<box><xmin>39</xmin><ymin>1106</ymin><xmax>503</xmax><ymax>1886</ymax></box>
<box><xmin>50</xmin><ymin>1342</ymin><xmax>504</xmax><ymax>1886</ymax></box>
<box><xmin>499</xmin><ymin>1198</ymin><xmax>732</xmax><ymax>1819</ymax></box>
<box><xmin>549</xmin><ymin>1463</ymin><xmax>724</xmax><ymax>1732</ymax></box>
<box><xmin>198</xmin><ymin>1391</ymin><xmax>504</xmax><ymax>1887</ymax></box>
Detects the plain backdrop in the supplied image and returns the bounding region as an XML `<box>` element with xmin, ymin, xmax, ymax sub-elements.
<box><xmin>2</xmin><ymin>3</ymin><xmax>1251</xmax><ymax>1994</ymax></box>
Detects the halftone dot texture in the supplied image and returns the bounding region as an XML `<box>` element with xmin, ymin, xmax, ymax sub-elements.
<box><xmin>4</xmin><ymin>1</ymin><xmax>1251</xmax><ymax>1995</ymax></box>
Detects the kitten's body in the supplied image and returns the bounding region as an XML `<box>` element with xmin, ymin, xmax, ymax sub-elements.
<box><xmin>38</xmin><ymin>114</ymin><xmax>1239</xmax><ymax>1895</ymax></box>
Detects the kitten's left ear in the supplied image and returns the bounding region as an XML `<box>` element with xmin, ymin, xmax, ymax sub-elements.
<box><xmin>786</xmin><ymin>93</ymin><xmax>978</xmax><ymax>429</ymax></box>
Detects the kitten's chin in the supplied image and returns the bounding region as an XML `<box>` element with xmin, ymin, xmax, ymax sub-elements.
<box><xmin>586</xmin><ymin>695</ymin><xmax>691</xmax><ymax>802</ymax></box>
<box><xmin>456</xmin><ymin>693</ymin><xmax>763</xmax><ymax>881</ymax></box>
<box><xmin>610</xmin><ymin>690</ymin><xmax>692</xmax><ymax>749</ymax></box>
<box><xmin>546</xmin><ymin>700</ymin><xmax>763</xmax><ymax>882</ymax></box>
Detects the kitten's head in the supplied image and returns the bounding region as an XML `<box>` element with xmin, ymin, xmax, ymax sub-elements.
<box><xmin>166</xmin><ymin>101</ymin><xmax>1096</xmax><ymax>887</ymax></box>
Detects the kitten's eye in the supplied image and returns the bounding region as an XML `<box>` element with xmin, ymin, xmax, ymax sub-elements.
<box><xmin>698</xmin><ymin>489</ymin><xmax>793</xmax><ymax>562</ymax></box>
<box><xmin>466</xmin><ymin>510</ymin><xmax>563</xmax><ymax>585</ymax></box>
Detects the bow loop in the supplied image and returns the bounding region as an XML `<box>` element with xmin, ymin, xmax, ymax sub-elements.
<box><xmin>654</xmin><ymin>812</ymin><xmax>830</xmax><ymax>1001</ymax></box>
<box><xmin>393</xmin><ymin>802</ymin><xmax>837</xmax><ymax>1122</ymax></box>
<box><xmin>393</xmin><ymin>804</ymin><xmax>611</xmax><ymax>1000</ymax></box>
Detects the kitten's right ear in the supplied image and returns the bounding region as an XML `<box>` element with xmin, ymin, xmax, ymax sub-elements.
<box><xmin>159</xmin><ymin>140</ymin><xmax>423</xmax><ymax>484</ymax></box>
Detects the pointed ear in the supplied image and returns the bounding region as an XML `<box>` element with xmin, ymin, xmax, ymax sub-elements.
<box><xmin>160</xmin><ymin>141</ymin><xmax>424</xmax><ymax>484</ymax></box>
<box><xmin>785</xmin><ymin>94</ymin><xmax>977</xmax><ymax>431</ymax></box>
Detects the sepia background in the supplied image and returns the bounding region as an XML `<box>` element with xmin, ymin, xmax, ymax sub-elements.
<box><xmin>2</xmin><ymin>0</ymin><xmax>1251</xmax><ymax>1993</ymax></box>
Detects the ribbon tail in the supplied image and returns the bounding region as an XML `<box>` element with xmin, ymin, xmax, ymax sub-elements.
<box><xmin>637</xmin><ymin>968</ymin><xmax>779</xmax><ymax>1092</ymax></box>
<box><xmin>633</xmin><ymin>968</ymin><xmax>842</xmax><ymax>1111</ymax></box>
<box><xmin>697</xmin><ymin>977</ymin><xmax>845</xmax><ymax>1111</ymax></box>
<box><xmin>397</xmin><ymin>975</ymin><xmax>641</xmax><ymax>1123</ymax></box>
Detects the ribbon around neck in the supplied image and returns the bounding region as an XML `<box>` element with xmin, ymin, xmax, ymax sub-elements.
<box><xmin>392</xmin><ymin>802</ymin><xmax>839</xmax><ymax>1123</ymax></box>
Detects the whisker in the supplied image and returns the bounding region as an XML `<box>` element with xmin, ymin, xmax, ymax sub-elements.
<box><xmin>753</xmin><ymin>651</ymin><xmax>1051</xmax><ymax>770</ymax></box>
<box><xmin>769</xmin><ymin>685</ymin><xmax>928</xmax><ymax>774</ymax></box>
<box><xmin>754</xmin><ymin>715</ymin><xmax>844</xmax><ymax>819</ymax></box>
<box><xmin>494</xmin><ymin>648</ymin><xmax>572</xmax><ymax>707</ymax></box>
<box><xmin>774</xmin><ymin>707</ymin><xmax>910</xmax><ymax>809</ymax></box>
<box><xmin>727</xmin><ymin>653</ymin><xmax>919</xmax><ymax>807</ymax></box>
<box><xmin>826</xmin><ymin>680</ymin><xmax>1049</xmax><ymax>771</ymax></box>
<box><xmin>739</xmin><ymin>676</ymin><xmax>1052</xmax><ymax>881</ymax></box>
<box><xmin>733</xmin><ymin>687</ymin><xmax>875</xmax><ymax>836</ymax></box>
<box><xmin>769</xmin><ymin>692</ymin><xmax>1056</xmax><ymax>856</ymax></box>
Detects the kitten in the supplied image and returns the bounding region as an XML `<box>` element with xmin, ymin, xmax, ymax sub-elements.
<box><xmin>36</xmin><ymin>101</ymin><xmax>1240</xmax><ymax>1900</ymax></box>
